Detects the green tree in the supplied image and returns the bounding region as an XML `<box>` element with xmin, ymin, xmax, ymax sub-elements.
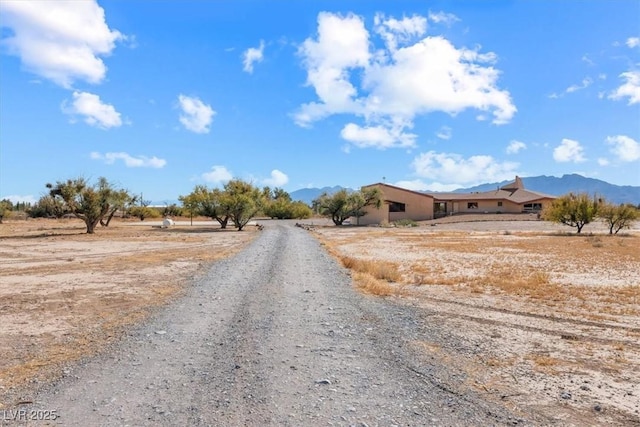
<box><xmin>0</xmin><ymin>199</ymin><xmax>13</xmax><ymax>223</ymax></box>
<box><xmin>598</xmin><ymin>202</ymin><xmax>639</xmax><ymax>235</ymax></box>
<box><xmin>541</xmin><ymin>192</ymin><xmax>600</xmax><ymax>234</ymax></box>
<box><xmin>314</xmin><ymin>188</ymin><xmax>381</xmax><ymax>226</ymax></box>
<box><xmin>129</xmin><ymin>206</ymin><xmax>160</xmax><ymax>221</ymax></box>
<box><xmin>262</xmin><ymin>187</ymin><xmax>309</xmax><ymax>219</ymax></box>
<box><xmin>224</xmin><ymin>179</ymin><xmax>262</xmax><ymax>231</ymax></box>
<box><xmin>47</xmin><ymin>177</ymin><xmax>118</xmax><ymax>234</ymax></box>
<box><xmin>101</xmin><ymin>189</ymin><xmax>137</xmax><ymax>227</ymax></box>
<box><xmin>179</xmin><ymin>185</ymin><xmax>231</xmax><ymax>229</ymax></box>
<box><xmin>349</xmin><ymin>187</ymin><xmax>382</xmax><ymax>225</ymax></box>
<box><xmin>27</xmin><ymin>195</ymin><xmax>69</xmax><ymax>218</ymax></box>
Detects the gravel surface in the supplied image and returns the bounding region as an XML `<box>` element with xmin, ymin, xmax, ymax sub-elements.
<box><xmin>21</xmin><ymin>222</ymin><xmax>543</xmax><ymax>426</ymax></box>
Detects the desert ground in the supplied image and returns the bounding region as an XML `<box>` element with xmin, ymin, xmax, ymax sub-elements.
<box><xmin>312</xmin><ymin>214</ymin><xmax>640</xmax><ymax>425</ymax></box>
<box><xmin>1</xmin><ymin>214</ymin><xmax>639</xmax><ymax>425</ymax></box>
<box><xmin>0</xmin><ymin>218</ymin><xmax>257</xmax><ymax>407</ymax></box>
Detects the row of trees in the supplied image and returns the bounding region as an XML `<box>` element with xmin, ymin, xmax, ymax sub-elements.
<box><xmin>179</xmin><ymin>182</ymin><xmax>314</xmax><ymax>231</ymax></box>
<box><xmin>542</xmin><ymin>192</ymin><xmax>638</xmax><ymax>234</ymax></box>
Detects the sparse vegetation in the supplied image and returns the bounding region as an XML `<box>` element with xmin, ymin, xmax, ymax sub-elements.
<box><xmin>313</xmin><ymin>188</ymin><xmax>381</xmax><ymax>226</ymax></box>
<box><xmin>262</xmin><ymin>187</ymin><xmax>312</xmax><ymax>219</ymax></box>
<box><xmin>0</xmin><ymin>199</ymin><xmax>13</xmax><ymax>223</ymax></box>
<box><xmin>393</xmin><ymin>219</ymin><xmax>418</xmax><ymax>227</ymax></box>
<box><xmin>541</xmin><ymin>192</ymin><xmax>600</xmax><ymax>233</ymax></box>
<box><xmin>598</xmin><ymin>202</ymin><xmax>639</xmax><ymax>235</ymax></box>
<box><xmin>46</xmin><ymin>177</ymin><xmax>128</xmax><ymax>234</ymax></box>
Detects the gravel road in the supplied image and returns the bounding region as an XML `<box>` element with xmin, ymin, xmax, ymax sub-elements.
<box><xmin>25</xmin><ymin>222</ymin><xmax>541</xmax><ymax>426</ymax></box>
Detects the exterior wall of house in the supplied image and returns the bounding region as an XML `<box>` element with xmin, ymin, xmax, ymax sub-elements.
<box><xmin>357</xmin><ymin>185</ymin><xmax>434</xmax><ymax>225</ymax></box>
<box><xmin>437</xmin><ymin>197</ymin><xmax>555</xmax><ymax>214</ymax></box>
<box><xmin>455</xmin><ymin>199</ymin><xmax>522</xmax><ymax>214</ymax></box>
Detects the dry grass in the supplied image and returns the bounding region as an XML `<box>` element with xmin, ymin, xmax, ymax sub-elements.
<box><xmin>339</xmin><ymin>256</ymin><xmax>401</xmax><ymax>282</ymax></box>
<box><xmin>0</xmin><ymin>218</ymin><xmax>257</xmax><ymax>405</ymax></box>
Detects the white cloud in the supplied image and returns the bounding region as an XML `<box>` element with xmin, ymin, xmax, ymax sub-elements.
<box><xmin>340</xmin><ymin>122</ymin><xmax>417</xmax><ymax>149</ymax></box>
<box><xmin>1</xmin><ymin>194</ymin><xmax>37</xmax><ymax>204</ymax></box>
<box><xmin>263</xmin><ymin>169</ymin><xmax>289</xmax><ymax>187</ymax></box>
<box><xmin>606</xmin><ymin>135</ymin><xmax>640</xmax><ymax>162</ymax></box>
<box><xmin>609</xmin><ymin>71</ymin><xmax>640</xmax><ymax>105</ymax></box>
<box><xmin>581</xmin><ymin>55</ymin><xmax>595</xmax><ymax>66</ymax></box>
<box><xmin>597</xmin><ymin>158</ymin><xmax>610</xmax><ymax>166</ymax></box>
<box><xmin>411</xmin><ymin>151</ymin><xmax>519</xmax><ymax>185</ymax></box>
<box><xmin>201</xmin><ymin>165</ymin><xmax>233</xmax><ymax>183</ymax></box>
<box><xmin>0</xmin><ymin>0</ymin><xmax>123</xmax><ymax>88</ymax></box>
<box><xmin>506</xmin><ymin>140</ymin><xmax>527</xmax><ymax>154</ymax></box>
<box><xmin>294</xmin><ymin>12</ymin><xmax>515</xmax><ymax>146</ymax></box>
<box><xmin>553</xmin><ymin>139</ymin><xmax>586</xmax><ymax>163</ymax></box>
<box><xmin>626</xmin><ymin>37</ymin><xmax>640</xmax><ymax>48</ymax></box>
<box><xmin>427</xmin><ymin>11</ymin><xmax>460</xmax><ymax>26</ymax></box>
<box><xmin>436</xmin><ymin>126</ymin><xmax>452</xmax><ymax>140</ymax></box>
<box><xmin>178</xmin><ymin>95</ymin><xmax>215</xmax><ymax>134</ymax></box>
<box><xmin>242</xmin><ymin>40</ymin><xmax>265</xmax><ymax>73</ymax></box>
<box><xmin>90</xmin><ymin>152</ymin><xmax>166</xmax><ymax>168</ymax></box>
<box><xmin>566</xmin><ymin>77</ymin><xmax>593</xmax><ymax>93</ymax></box>
<box><xmin>62</xmin><ymin>91</ymin><xmax>122</xmax><ymax>129</ymax></box>
<box><xmin>374</xmin><ymin>13</ymin><xmax>427</xmax><ymax>52</ymax></box>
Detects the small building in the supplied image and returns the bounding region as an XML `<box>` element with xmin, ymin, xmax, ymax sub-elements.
<box><xmin>428</xmin><ymin>176</ymin><xmax>556</xmax><ymax>217</ymax></box>
<box><xmin>356</xmin><ymin>177</ymin><xmax>556</xmax><ymax>225</ymax></box>
<box><xmin>356</xmin><ymin>183</ymin><xmax>435</xmax><ymax>225</ymax></box>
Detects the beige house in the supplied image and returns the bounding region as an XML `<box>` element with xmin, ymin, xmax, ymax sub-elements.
<box><xmin>357</xmin><ymin>177</ymin><xmax>555</xmax><ymax>225</ymax></box>
<box><xmin>356</xmin><ymin>183</ymin><xmax>435</xmax><ymax>225</ymax></box>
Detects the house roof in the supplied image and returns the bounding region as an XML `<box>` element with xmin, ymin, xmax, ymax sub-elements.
<box><xmin>362</xmin><ymin>177</ymin><xmax>556</xmax><ymax>205</ymax></box>
<box><xmin>426</xmin><ymin>176</ymin><xmax>556</xmax><ymax>203</ymax></box>
<box><xmin>362</xmin><ymin>182</ymin><xmax>435</xmax><ymax>199</ymax></box>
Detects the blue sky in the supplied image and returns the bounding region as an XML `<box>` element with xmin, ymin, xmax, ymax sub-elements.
<box><xmin>1</xmin><ymin>1</ymin><xmax>639</xmax><ymax>204</ymax></box>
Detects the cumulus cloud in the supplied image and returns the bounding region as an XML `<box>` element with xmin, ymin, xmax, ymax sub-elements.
<box><xmin>597</xmin><ymin>158</ymin><xmax>610</xmax><ymax>166</ymax></box>
<box><xmin>263</xmin><ymin>169</ymin><xmax>289</xmax><ymax>187</ymax></box>
<box><xmin>609</xmin><ymin>71</ymin><xmax>640</xmax><ymax>105</ymax></box>
<box><xmin>295</xmin><ymin>12</ymin><xmax>515</xmax><ymax>149</ymax></box>
<box><xmin>201</xmin><ymin>165</ymin><xmax>232</xmax><ymax>184</ymax></box>
<box><xmin>411</xmin><ymin>151</ymin><xmax>519</xmax><ymax>185</ymax></box>
<box><xmin>553</xmin><ymin>139</ymin><xmax>586</xmax><ymax>163</ymax></box>
<box><xmin>90</xmin><ymin>152</ymin><xmax>166</xmax><ymax>168</ymax></box>
<box><xmin>606</xmin><ymin>135</ymin><xmax>640</xmax><ymax>162</ymax></box>
<box><xmin>0</xmin><ymin>0</ymin><xmax>123</xmax><ymax>88</ymax></box>
<box><xmin>506</xmin><ymin>140</ymin><xmax>527</xmax><ymax>154</ymax></box>
<box><xmin>626</xmin><ymin>37</ymin><xmax>640</xmax><ymax>48</ymax></box>
<box><xmin>374</xmin><ymin>13</ymin><xmax>427</xmax><ymax>52</ymax></box>
<box><xmin>62</xmin><ymin>91</ymin><xmax>122</xmax><ymax>129</ymax></box>
<box><xmin>242</xmin><ymin>40</ymin><xmax>265</xmax><ymax>73</ymax></box>
<box><xmin>340</xmin><ymin>122</ymin><xmax>417</xmax><ymax>149</ymax></box>
<box><xmin>178</xmin><ymin>95</ymin><xmax>215</xmax><ymax>134</ymax></box>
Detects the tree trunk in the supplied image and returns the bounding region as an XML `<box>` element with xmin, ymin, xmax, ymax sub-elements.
<box><xmin>576</xmin><ymin>223</ymin><xmax>584</xmax><ymax>233</ymax></box>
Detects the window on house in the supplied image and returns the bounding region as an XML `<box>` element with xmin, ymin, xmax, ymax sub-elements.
<box><xmin>467</xmin><ymin>202</ymin><xmax>478</xmax><ymax>209</ymax></box>
<box><xmin>388</xmin><ymin>201</ymin><xmax>406</xmax><ymax>212</ymax></box>
<box><xmin>523</xmin><ymin>203</ymin><xmax>543</xmax><ymax>211</ymax></box>
<box><xmin>497</xmin><ymin>201</ymin><xmax>503</xmax><ymax>207</ymax></box>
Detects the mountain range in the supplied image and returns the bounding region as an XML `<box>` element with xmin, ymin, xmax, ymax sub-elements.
<box><xmin>289</xmin><ymin>174</ymin><xmax>640</xmax><ymax>205</ymax></box>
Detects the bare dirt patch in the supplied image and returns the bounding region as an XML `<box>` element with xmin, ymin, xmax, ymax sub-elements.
<box><xmin>313</xmin><ymin>218</ymin><xmax>640</xmax><ymax>425</ymax></box>
<box><xmin>0</xmin><ymin>218</ymin><xmax>257</xmax><ymax>407</ymax></box>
